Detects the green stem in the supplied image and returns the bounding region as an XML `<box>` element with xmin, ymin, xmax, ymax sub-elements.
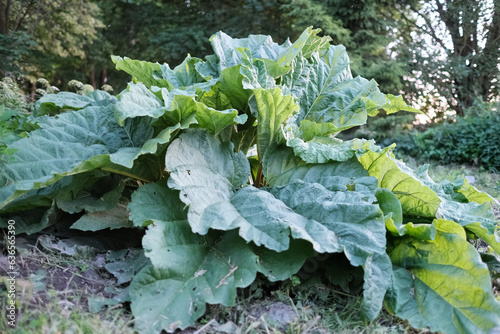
<box><xmin>256</xmin><ymin>163</ymin><xmax>263</xmax><ymax>188</ymax></box>
<box><xmin>101</xmin><ymin>166</ymin><xmax>152</xmax><ymax>183</ymax></box>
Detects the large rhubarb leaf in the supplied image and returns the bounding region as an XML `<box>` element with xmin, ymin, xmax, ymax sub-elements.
<box><xmin>253</xmin><ymin>87</ymin><xmax>299</xmax><ymax>159</ymax></box>
<box><xmin>268</xmin><ymin>179</ymin><xmax>385</xmax><ymax>267</ymax></box>
<box><xmin>114</xmin><ymin>82</ymin><xmax>167</xmax><ymax>126</ymax></box>
<box><xmin>287</xmin><ymin>136</ymin><xmax>376</xmax><ymax>164</ymax></box>
<box><xmin>115</xmin><ymin>82</ymin><xmax>244</xmax><ymax>134</ymax></box>
<box><xmin>166</xmin><ymin>130</ymin><xmax>390</xmax><ymax>320</ymax></box>
<box><xmin>358</xmin><ymin>147</ymin><xmax>498</xmax><ymax>237</ymax></box>
<box><xmin>357</xmin><ymin>145</ymin><xmax>441</xmax><ymax>218</ymax></box>
<box><xmin>112</xmin><ymin>56</ymin><xmax>171</xmax><ymax>89</ymax></box>
<box><xmin>128</xmin><ymin>179</ymin><xmax>187</xmax><ymax>228</ymax></box>
<box><xmin>131</xmin><ymin>223</ymin><xmax>258</xmax><ymax>334</ymax></box>
<box><xmin>282</xmin><ymin>46</ymin><xmax>416</xmax><ymax>139</ymax></box>
<box><xmin>0</xmin><ymin>100</ymin><xmax>175</xmax><ymax>209</ymax></box>
<box><xmin>127</xmin><ymin>178</ymin><xmax>310</xmax><ymax>333</ymax></box>
<box><xmin>0</xmin><ymin>104</ymin><xmax>141</xmax><ymax>208</ymax></box>
<box><xmin>263</xmin><ymin>144</ymin><xmax>369</xmax><ymax>187</ymax></box>
<box><xmin>386</xmin><ymin>219</ymin><xmax>500</xmax><ymax>333</ymax></box>
<box><xmin>35</xmin><ymin>90</ymin><xmax>118</xmax><ymax>116</ymax></box>
<box><xmin>165</xmin><ymin>130</ymin><xmax>339</xmax><ymax>253</ymax></box>
<box><xmin>209</xmin><ymin>26</ymin><xmax>328</xmax><ymax>73</ymax></box>
<box><xmin>268</xmin><ymin>178</ymin><xmax>388</xmax><ymax>321</ymax></box>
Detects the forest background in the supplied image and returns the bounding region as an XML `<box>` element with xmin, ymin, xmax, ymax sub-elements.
<box><xmin>1</xmin><ymin>1</ymin><xmax>500</xmax><ymax>333</ymax></box>
<box><xmin>1</xmin><ymin>0</ymin><xmax>499</xmax><ymax>118</ymax></box>
<box><xmin>1</xmin><ymin>0</ymin><xmax>500</xmax><ymax>180</ymax></box>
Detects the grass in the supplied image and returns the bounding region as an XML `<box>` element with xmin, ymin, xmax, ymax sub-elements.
<box><xmin>397</xmin><ymin>154</ymin><xmax>500</xmax><ymax>199</ymax></box>
<box><xmin>0</xmin><ymin>290</ymin><xmax>134</xmax><ymax>334</ymax></box>
<box><xmin>195</xmin><ymin>284</ymin><xmax>413</xmax><ymax>334</ymax></box>
<box><xmin>0</xmin><ymin>237</ymin><xmax>417</xmax><ymax>334</ymax></box>
<box><xmin>0</xmin><ymin>237</ymin><xmax>134</xmax><ymax>334</ymax></box>
<box><xmin>3</xmin><ymin>155</ymin><xmax>499</xmax><ymax>334</ymax></box>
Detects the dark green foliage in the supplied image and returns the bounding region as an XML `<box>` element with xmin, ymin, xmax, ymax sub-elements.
<box><xmin>413</xmin><ymin>113</ymin><xmax>500</xmax><ymax>171</ymax></box>
<box><xmin>282</xmin><ymin>0</ymin><xmax>418</xmax><ymax>94</ymax></box>
<box><xmin>402</xmin><ymin>0</ymin><xmax>500</xmax><ymax>116</ymax></box>
<box><xmin>1</xmin><ymin>26</ymin><xmax>499</xmax><ymax>334</ymax></box>
<box><xmin>0</xmin><ymin>31</ymin><xmax>36</xmax><ymax>77</ymax></box>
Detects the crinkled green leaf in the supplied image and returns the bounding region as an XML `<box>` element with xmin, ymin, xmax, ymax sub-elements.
<box><xmin>357</xmin><ymin>145</ymin><xmax>441</xmax><ymax>218</ymax></box>
<box><xmin>464</xmin><ymin>222</ymin><xmax>500</xmax><ymax>254</ymax></box>
<box><xmin>0</xmin><ymin>174</ymin><xmax>77</xmax><ymax>213</ymax></box>
<box><xmin>114</xmin><ymin>82</ymin><xmax>166</xmax><ymax>126</ymax></box>
<box><xmin>209</xmin><ymin>31</ymin><xmax>287</xmax><ymax>71</ymax></box>
<box><xmin>375</xmin><ymin>187</ymin><xmax>405</xmax><ymax>236</ymax></box>
<box><xmin>360</xmin><ymin>253</ymin><xmax>392</xmax><ymax>321</ymax></box>
<box><xmin>375</xmin><ymin>94</ymin><xmax>420</xmax><ymax>115</ymax></box>
<box><xmin>35</xmin><ymin>92</ymin><xmax>92</xmax><ymax>116</ymax></box>
<box><xmin>282</xmin><ymin>46</ymin><xmax>388</xmax><ymax>137</ymax></box>
<box><xmin>253</xmin><ymin>87</ymin><xmax>299</xmax><ymax>159</ymax></box>
<box><xmin>70</xmin><ymin>204</ymin><xmax>133</xmax><ymax>231</ymax></box>
<box><xmin>276</xmin><ymin>26</ymin><xmax>331</xmax><ymax>65</ymax></box>
<box><xmin>132</xmin><ymin>223</ymin><xmax>259</xmax><ymax>334</ymax></box>
<box><xmin>0</xmin><ymin>204</ymin><xmax>59</xmax><ymax>235</ymax></box>
<box><xmin>216</xmin><ymin>65</ymin><xmax>253</xmax><ymax>111</ymax></box>
<box><xmin>112</xmin><ymin>56</ymin><xmax>171</xmax><ymax>89</ymax></box>
<box><xmin>253</xmin><ymin>239</ymin><xmax>314</xmax><ymax>282</ymax></box>
<box><xmin>412</xmin><ymin>166</ymin><xmax>498</xmax><ymax>234</ymax></box>
<box><xmin>269</xmin><ymin>179</ymin><xmax>385</xmax><ymax>267</ymax></box>
<box><xmin>456</xmin><ymin>178</ymin><xmax>495</xmax><ymax>205</ymax></box>
<box><xmin>109</xmin><ymin>123</ymin><xmax>179</xmax><ymax>170</ymax></box>
<box><xmin>165</xmin><ymin>130</ymin><xmax>339</xmax><ymax>253</ymax></box>
<box><xmin>210</xmin><ymin>26</ymin><xmax>328</xmax><ymax>75</ymax></box>
<box><xmin>436</xmin><ymin>199</ymin><xmax>497</xmax><ymax>234</ymax></box>
<box><xmin>130</xmin><ymin>176</ymin><xmax>311</xmax><ymax>283</ymax></box>
<box><xmin>128</xmin><ymin>179</ymin><xmax>187</xmax><ymax>227</ymax></box>
<box><xmin>0</xmin><ymin>101</ymin><xmax>172</xmax><ymax>208</ymax></box>
<box><xmin>269</xmin><ymin>179</ymin><xmax>388</xmax><ymax>320</ymax></box>
<box><xmin>165</xmin><ymin>129</ymin><xmax>250</xmax><ymax>189</ymax></box>
<box><xmin>263</xmin><ymin>145</ymin><xmax>369</xmax><ymax>187</ymax></box>
<box><xmin>239</xmin><ymin>49</ymin><xmax>276</xmax><ymax>90</ymax></box>
<box><xmin>56</xmin><ymin>174</ymin><xmax>125</xmax><ymax>214</ymax></box>
<box><xmin>403</xmin><ymin>222</ymin><xmax>437</xmax><ymax>240</ymax></box>
<box><xmin>0</xmin><ymin>105</ymin><xmax>132</xmax><ymax>207</ymax></box>
<box><xmin>199</xmin><ymin>184</ymin><xmax>341</xmax><ymax>253</ymax></box>
<box><xmin>156</xmin><ymin>86</ymin><xmax>245</xmax><ymax>135</ymax></box>
<box><xmin>386</xmin><ymin>219</ymin><xmax>500</xmax><ymax>334</ymax></box>
<box><xmin>287</xmin><ymin>136</ymin><xmax>374</xmax><ymax>164</ymax></box>
<box><xmin>35</xmin><ymin>90</ymin><xmax>118</xmax><ymax>117</ymax></box>
<box><xmin>155</xmin><ymin>55</ymin><xmax>217</xmax><ymax>93</ymax></box>
<box><xmin>359</xmin><ymin>150</ymin><xmax>497</xmax><ymax>235</ymax></box>
<box><xmin>128</xmin><ymin>180</ymin><xmax>310</xmax><ymax>332</ymax></box>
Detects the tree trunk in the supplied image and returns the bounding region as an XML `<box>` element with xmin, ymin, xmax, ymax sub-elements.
<box><xmin>0</xmin><ymin>0</ymin><xmax>9</xmax><ymax>35</ymax></box>
<box><xmin>89</xmin><ymin>68</ymin><xmax>96</xmax><ymax>89</ymax></box>
<box><xmin>100</xmin><ymin>68</ymin><xmax>107</xmax><ymax>88</ymax></box>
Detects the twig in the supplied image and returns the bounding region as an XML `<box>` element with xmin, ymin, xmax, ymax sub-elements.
<box><xmin>193</xmin><ymin>319</ymin><xmax>217</xmax><ymax>334</ymax></box>
<box><xmin>216</xmin><ymin>265</ymin><xmax>238</xmax><ymax>288</ymax></box>
<box><xmin>302</xmin><ymin>315</ymin><xmax>321</xmax><ymax>334</ymax></box>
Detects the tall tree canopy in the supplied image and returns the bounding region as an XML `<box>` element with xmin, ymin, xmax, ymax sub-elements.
<box><xmin>0</xmin><ymin>0</ymin><xmax>103</xmax><ymax>83</ymax></box>
<box><xmin>88</xmin><ymin>0</ymin><xmax>418</xmax><ymax>94</ymax></box>
<box><xmin>1</xmin><ymin>0</ymin><xmax>497</xmax><ymax>120</ymax></box>
<box><xmin>404</xmin><ymin>0</ymin><xmax>500</xmax><ymax>116</ymax></box>
<box><xmin>282</xmin><ymin>0</ymin><xmax>419</xmax><ymax>94</ymax></box>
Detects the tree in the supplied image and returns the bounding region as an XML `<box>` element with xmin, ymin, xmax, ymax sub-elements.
<box><xmin>404</xmin><ymin>0</ymin><xmax>500</xmax><ymax>116</ymax></box>
<box><xmin>282</xmin><ymin>0</ymin><xmax>419</xmax><ymax>94</ymax></box>
<box><xmin>85</xmin><ymin>0</ymin><xmax>293</xmax><ymax>91</ymax></box>
<box><xmin>0</xmin><ymin>0</ymin><xmax>103</xmax><ymax>85</ymax></box>
<box><xmin>89</xmin><ymin>0</ymin><xmax>419</xmax><ymax>95</ymax></box>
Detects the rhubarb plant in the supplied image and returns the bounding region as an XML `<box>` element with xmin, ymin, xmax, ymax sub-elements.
<box><xmin>1</xmin><ymin>28</ymin><xmax>500</xmax><ymax>334</ymax></box>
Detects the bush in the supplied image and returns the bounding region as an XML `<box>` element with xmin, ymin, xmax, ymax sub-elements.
<box><xmin>1</xmin><ymin>28</ymin><xmax>500</xmax><ymax>334</ymax></box>
<box><xmin>413</xmin><ymin>112</ymin><xmax>500</xmax><ymax>171</ymax></box>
